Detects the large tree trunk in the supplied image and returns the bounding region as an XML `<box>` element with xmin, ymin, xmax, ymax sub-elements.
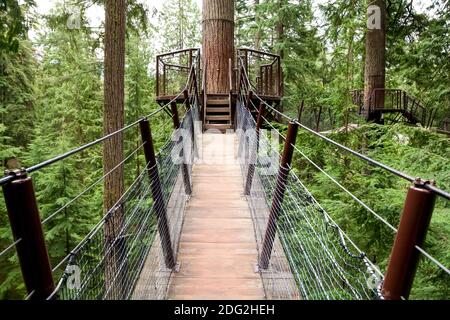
<box><xmin>363</xmin><ymin>0</ymin><xmax>386</xmax><ymax>122</ymax></box>
<box><xmin>103</xmin><ymin>0</ymin><xmax>126</xmax><ymax>299</ymax></box>
<box><xmin>202</xmin><ymin>0</ymin><xmax>234</xmax><ymax>94</ymax></box>
<box><xmin>275</xmin><ymin>0</ymin><xmax>285</xmax><ymax>121</ymax></box>
<box><xmin>276</xmin><ymin>0</ymin><xmax>284</xmax><ymax>60</ymax></box>
<box><xmin>254</xmin><ymin>0</ymin><xmax>261</xmax><ymax>50</ymax></box>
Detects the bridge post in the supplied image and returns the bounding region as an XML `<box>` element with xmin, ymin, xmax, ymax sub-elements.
<box><xmin>382</xmin><ymin>180</ymin><xmax>436</xmax><ymax>300</ymax></box>
<box><xmin>2</xmin><ymin>170</ymin><xmax>55</xmax><ymax>299</ymax></box>
<box><xmin>139</xmin><ymin>119</ymin><xmax>176</xmax><ymax>269</ymax></box>
<box><xmin>183</xmin><ymin>89</ymin><xmax>191</xmax><ymax>111</ymax></box>
<box><xmin>259</xmin><ymin>121</ymin><xmax>298</xmax><ymax>269</ymax></box>
<box><xmin>170</xmin><ymin>102</ymin><xmax>192</xmax><ymax>196</ymax></box>
<box><xmin>245</xmin><ymin>90</ymin><xmax>253</xmax><ymax>110</ymax></box>
<box><xmin>244</xmin><ymin>102</ymin><xmax>265</xmax><ymax>195</ymax></box>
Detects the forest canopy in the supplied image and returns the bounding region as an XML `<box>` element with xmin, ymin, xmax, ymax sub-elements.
<box><xmin>0</xmin><ymin>0</ymin><xmax>449</xmax><ymax>299</ymax></box>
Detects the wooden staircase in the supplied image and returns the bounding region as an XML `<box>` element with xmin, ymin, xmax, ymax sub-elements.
<box><xmin>204</xmin><ymin>94</ymin><xmax>233</xmax><ymax>132</ymax></box>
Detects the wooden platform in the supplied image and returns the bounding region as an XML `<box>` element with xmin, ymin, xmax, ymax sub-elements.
<box><xmin>167</xmin><ymin>133</ymin><xmax>265</xmax><ymax>300</ymax></box>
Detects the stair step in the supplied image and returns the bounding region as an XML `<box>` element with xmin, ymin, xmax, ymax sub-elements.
<box><xmin>207</xmin><ymin>99</ymin><xmax>229</xmax><ymax>105</ymax></box>
<box><xmin>207</xmin><ymin>93</ymin><xmax>228</xmax><ymax>97</ymax></box>
<box><xmin>206</xmin><ymin>115</ymin><xmax>231</xmax><ymax>121</ymax></box>
<box><xmin>206</xmin><ymin>107</ymin><xmax>230</xmax><ymax>113</ymax></box>
<box><xmin>204</xmin><ymin>123</ymin><xmax>233</xmax><ymax>131</ymax></box>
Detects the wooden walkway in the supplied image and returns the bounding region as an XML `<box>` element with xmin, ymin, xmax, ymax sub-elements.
<box><xmin>167</xmin><ymin>133</ymin><xmax>265</xmax><ymax>300</ymax></box>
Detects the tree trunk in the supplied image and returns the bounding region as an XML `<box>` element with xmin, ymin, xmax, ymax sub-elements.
<box><xmin>254</xmin><ymin>0</ymin><xmax>261</xmax><ymax>50</ymax></box>
<box><xmin>276</xmin><ymin>0</ymin><xmax>284</xmax><ymax>60</ymax></box>
<box><xmin>103</xmin><ymin>0</ymin><xmax>126</xmax><ymax>299</ymax></box>
<box><xmin>202</xmin><ymin>0</ymin><xmax>234</xmax><ymax>94</ymax></box>
<box><xmin>363</xmin><ymin>0</ymin><xmax>386</xmax><ymax>122</ymax></box>
<box><xmin>275</xmin><ymin>0</ymin><xmax>284</xmax><ymax>121</ymax></box>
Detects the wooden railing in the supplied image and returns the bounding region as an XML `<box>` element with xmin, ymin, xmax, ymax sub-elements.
<box><xmin>237</xmin><ymin>48</ymin><xmax>282</xmax><ymax>98</ymax></box>
<box><xmin>156</xmin><ymin>48</ymin><xmax>200</xmax><ymax>99</ymax></box>
<box><xmin>350</xmin><ymin>88</ymin><xmax>435</xmax><ymax>127</ymax></box>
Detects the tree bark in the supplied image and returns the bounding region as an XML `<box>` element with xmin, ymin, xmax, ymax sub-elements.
<box><xmin>103</xmin><ymin>0</ymin><xmax>126</xmax><ymax>299</ymax></box>
<box><xmin>275</xmin><ymin>0</ymin><xmax>284</xmax><ymax>121</ymax></box>
<box><xmin>363</xmin><ymin>0</ymin><xmax>386</xmax><ymax>122</ymax></box>
<box><xmin>276</xmin><ymin>0</ymin><xmax>284</xmax><ymax>60</ymax></box>
<box><xmin>254</xmin><ymin>0</ymin><xmax>261</xmax><ymax>50</ymax></box>
<box><xmin>202</xmin><ymin>0</ymin><xmax>235</xmax><ymax>94</ymax></box>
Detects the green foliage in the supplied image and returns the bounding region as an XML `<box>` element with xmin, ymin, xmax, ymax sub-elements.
<box><xmin>157</xmin><ymin>0</ymin><xmax>201</xmax><ymax>52</ymax></box>
<box><xmin>288</xmin><ymin>122</ymin><xmax>450</xmax><ymax>299</ymax></box>
<box><xmin>0</xmin><ymin>0</ymin><xmax>35</xmax><ymax>52</ymax></box>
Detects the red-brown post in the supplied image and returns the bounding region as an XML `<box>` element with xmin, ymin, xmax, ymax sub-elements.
<box><xmin>156</xmin><ymin>56</ymin><xmax>160</xmax><ymax>97</ymax></box>
<box><xmin>245</xmin><ymin>90</ymin><xmax>253</xmax><ymax>110</ymax></box>
<box><xmin>170</xmin><ymin>103</ymin><xmax>193</xmax><ymax>196</ymax></box>
<box><xmin>139</xmin><ymin>119</ymin><xmax>176</xmax><ymax>269</ymax></box>
<box><xmin>183</xmin><ymin>89</ymin><xmax>191</xmax><ymax>111</ymax></box>
<box><xmin>259</xmin><ymin>121</ymin><xmax>299</xmax><ymax>269</ymax></box>
<box><xmin>2</xmin><ymin>170</ymin><xmax>55</xmax><ymax>299</ymax></box>
<box><xmin>277</xmin><ymin>56</ymin><xmax>282</xmax><ymax>96</ymax></box>
<box><xmin>163</xmin><ymin>64</ymin><xmax>167</xmax><ymax>96</ymax></box>
<box><xmin>382</xmin><ymin>180</ymin><xmax>436</xmax><ymax>300</ymax></box>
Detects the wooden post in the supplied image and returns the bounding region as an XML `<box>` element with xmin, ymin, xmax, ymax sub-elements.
<box><xmin>259</xmin><ymin>121</ymin><xmax>299</xmax><ymax>269</ymax></box>
<box><xmin>382</xmin><ymin>180</ymin><xmax>436</xmax><ymax>300</ymax></box>
<box><xmin>245</xmin><ymin>90</ymin><xmax>253</xmax><ymax>110</ymax></box>
<box><xmin>277</xmin><ymin>56</ymin><xmax>282</xmax><ymax>96</ymax></box>
<box><xmin>264</xmin><ymin>66</ymin><xmax>268</xmax><ymax>95</ymax></box>
<box><xmin>2</xmin><ymin>170</ymin><xmax>55</xmax><ymax>299</ymax></box>
<box><xmin>170</xmin><ymin>103</ymin><xmax>193</xmax><ymax>196</ymax></box>
<box><xmin>244</xmin><ymin>102</ymin><xmax>265</xmax><ymax>195</ymax></box>
<box><xmin>163</xmin><ymin>64</ymin><xmax>167</xmax><ymax>96</ymax></box>
<box><xmin>183</xmin><ymin>89</ymin><xmax>191</xmax><ymax>111</ymax></box>
<box><xmin>139</xmin><ymin>119</ymin><xmax>176</xmax><ymax>269</ymax></box>
<box><xmin>229</xmin><ymin>58</ymin><xmax>234</xmax><ymax>125</ymax></box>
<box><xmin>156</xmin><ymin>56</ymin><xmax>160</xmax><ymax>97</ymax></box>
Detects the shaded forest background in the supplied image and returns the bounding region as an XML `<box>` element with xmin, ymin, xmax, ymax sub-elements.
<box><xmin>0</xmin><ymin>0</ymin><xmax>449</xmax><ymax>299</ymax></box>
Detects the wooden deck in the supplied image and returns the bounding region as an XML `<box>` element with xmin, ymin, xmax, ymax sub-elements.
<box><xmin>167</xmin><ymin>133</ymin><xmax>265</xmax><ymax>300</ymax></box>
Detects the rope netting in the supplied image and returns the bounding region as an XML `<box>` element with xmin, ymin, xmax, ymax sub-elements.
<box><xmin>235</xmin><ymin>100</ymin><xmax>383</xmax><ymax>300</ymax></box>
<box><xmin>51</xmin><ymin>105</ymin><xmax>198</xmax><ymax>300</ymax></box>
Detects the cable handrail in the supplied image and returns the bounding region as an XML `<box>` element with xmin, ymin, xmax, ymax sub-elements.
<box><xmin>241</xmin><ymin>96</ymin><xmax>450</xmax><ymax>290</ymax></box>
<box><xmin>247</xmin><ymin>99</ymin><xmax>398</xmax><ymax>233</ymax></box>
<box><xmin>236</xmin><ymin>54</ymin><xmax>450</xmax><ymax>200</ymax></box>
<box><xmin>240</xmin><ymin>71</ymin><xmax>450</xmax><ymax>279</ymax></box>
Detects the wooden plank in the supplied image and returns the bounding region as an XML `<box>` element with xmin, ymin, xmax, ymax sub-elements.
<box><xmin>167</xmin><ymin>133</ymin><xmax>265</xmax><ymax>300</ymax></box>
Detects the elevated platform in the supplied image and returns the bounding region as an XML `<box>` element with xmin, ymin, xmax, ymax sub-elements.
<box><xmin>155</xmin><ymin>93</ymin><xmax>281</xmax><ymax>106</ymax></box>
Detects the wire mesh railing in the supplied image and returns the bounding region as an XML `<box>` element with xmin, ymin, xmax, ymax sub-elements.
<box><xmin>236</xmin><ymin>99</ymin><xmax>382</xmax><ymax>300</ymax></box>
<box><xmin>237</xmin><ymin>53</ymin><xmax>450</xmax><ymax>300</ymax></box>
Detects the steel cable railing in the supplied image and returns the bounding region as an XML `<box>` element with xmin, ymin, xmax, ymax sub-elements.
<box><xmin>236</xmin><ymin>100</ymin><xmax>382</xmax><ymax>300</ymax></box>
<box><xmin>236</xmin><ymin>53</ymin><xmax>450</xmax><ymax>300</ymax></box>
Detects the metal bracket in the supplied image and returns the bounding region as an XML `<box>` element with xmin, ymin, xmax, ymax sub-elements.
<box><xmin>413</xmin><ymin>177</ymin><xmax>436</xmax><ymax>188</ymax></box>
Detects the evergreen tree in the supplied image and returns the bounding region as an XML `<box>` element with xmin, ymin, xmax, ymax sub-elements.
<box><xmin>157</xmin><ymin>0</ymin><xmax>201</xmax><ymax>51</ymax></box>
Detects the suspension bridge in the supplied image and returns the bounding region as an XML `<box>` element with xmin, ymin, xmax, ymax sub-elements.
<box><xmin>0</xmin><ymin>47</ymin><xmax>449</xmax><ymax>301</ymax></box>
